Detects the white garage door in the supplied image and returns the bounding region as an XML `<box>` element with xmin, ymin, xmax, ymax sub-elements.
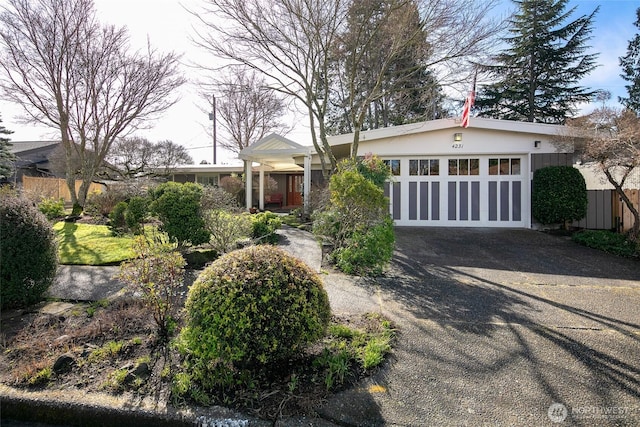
<box><xmin>384</xmin><ymin>156</ymin><xmax>528</xmax><ymax>227</ymax></box>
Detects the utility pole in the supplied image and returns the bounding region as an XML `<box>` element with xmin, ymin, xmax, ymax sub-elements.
<box><xmin>208</xmin><ymin>94</ymin><xmax>217</xmax><ymax>164</ymax></box>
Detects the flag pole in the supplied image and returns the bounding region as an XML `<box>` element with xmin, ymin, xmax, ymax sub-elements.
<box><xmin>461</xmin><ymin>69</ymin><xmax>477</xmax><ymax>128</ymax></box>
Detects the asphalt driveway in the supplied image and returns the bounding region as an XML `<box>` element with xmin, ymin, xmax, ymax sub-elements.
<box><xmin>320</xmin><ymin>228</ymin><xmax>640</xmax><ymax>426</ymax></box>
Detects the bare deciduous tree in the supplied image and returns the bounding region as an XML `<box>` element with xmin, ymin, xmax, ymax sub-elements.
<box><xmin>192</xmin><ymin>0</ymin><xmax>501</xmax><ymax>175</ymax></box>
<box><xmin>103</xmin><ymin>137</ymin><xmax>193</xmax><ymax>180</ymax></box>
<box><xmin>0</xmin><ymin>0</ymin><xmax>184</xmax><ymax>208</ymax></box>
<box><xmin>202</xmin><ymin>68</ymin><xmax>290</xmax><ymax>154</ymax></box>
<box><xmin>191</xmin><ymin>0</ymin><xmax>343</xmax><ymax>178</ymax></box>
<box><xmin>560</xmin><ymin>108</ymin><xmax>640</xmax><ymax>240</ymax></box>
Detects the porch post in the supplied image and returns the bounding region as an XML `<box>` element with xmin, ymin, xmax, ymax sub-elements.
<box><xmin>259</xmin><ymin>165</ymin><xmax>265</xmax><ymax>211</ymax></box>
<box><xmin>303</xmin><ymin>153</ymin><xmax>311</xmax><ymax>215</ymax></box>
<box><xmin>245</xmin><ymin>160</ymin><xmax>253</xmax><ymax>210</ymax></box>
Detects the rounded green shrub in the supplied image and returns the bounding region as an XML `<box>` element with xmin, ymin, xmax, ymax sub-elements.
<box><xmin>124</xmin><ymin>196</ymin><xmax>147</xmax><ymax>234</ymax></box>
<box><xmin>1</xmin><ymin>195</ymin><xmax>58</xmax><ymax>309</ymax></box>
<box><xmin>148</xmin><ymin>182</ymin><xmax>209</xmax><ymax>246</ymax></box>
<box><xmin>109</xmin><ymin>201</ymin><xmax>128</xmax><ymax>234</ymax></box>
<box><xmin>178</xmin><ymin>245</ymin><xmax>330</xmax><ymax>389</ymax></box>
<box><xmin>251</xmin><ymin>211</ymin><xmax>281</xmax><ymax>244</ymax></box>
<box><xmin>38</xmin><ymin>197</ymin><xmax>65</xmax><ymax>220</ymax></box>
<box><xmin>532</xmin><ymin>166</ymin><xmax>587</xmax><ymax>226</ymax></box>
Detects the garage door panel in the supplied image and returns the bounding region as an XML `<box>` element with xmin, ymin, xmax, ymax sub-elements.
<box><xmin>409</xmin><ymin>182</ymin><xmax>417</xmax><ymax>220</ymax></box>
<box><xmin>513</xmin><ymin>181</ymin><xmax>522</xmax><ymax>221</ymax></box>
<box><xmin>431</xmin><ymin>182</ymin><xmax>440</xmax><ymax>220</ymax></box>
<box><xmin>471</xmin><ymin>181</ymin><xmax>480</xmax><ymax>221</ymax></box>
<box><xmin>460</xmin><ymin>181</ymin><xmax>468</xmax><ymax>221</ymax></box>
<box><xmin>448</xmin><ymin>182</ymin><xmax>457</xmax><ymax>220</ymax></box>
<box><xmin>388</xmin><ymin>156</ymin><xmax>527</xmax><ymax>227</ymax></box>
<box><xmin>420</xmin><ymin>182</ymin><xmax>428</xmax><ymax>220</ymax></box>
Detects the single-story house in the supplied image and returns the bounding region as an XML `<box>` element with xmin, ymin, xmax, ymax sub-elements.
<box><xmin>4</xmin><ymin>140</ymin><xmax>60</xmax><ymax>185</ymax></box>
<box><xmin>172</xmin><ymin>117</ymin><xmax>582</xmax><ymax>229</ymax></box>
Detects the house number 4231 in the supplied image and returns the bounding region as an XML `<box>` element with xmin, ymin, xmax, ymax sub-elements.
<box><xmin>452</xmin><ymin>143</ymin><xmax>464</xmax><ymax>149</ymax></box>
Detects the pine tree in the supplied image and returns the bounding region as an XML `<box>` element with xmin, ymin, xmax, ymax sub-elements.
<box><xmin>0</xmin><ymin>115</ymin><xmax>16</xmax><ymax>180</ymax></box>
<box><xmin>619</xmin><ymin>8</ymin><xmax>640</xmax><ymax>114</ymax></box>
<box><xmin>475</xmin><ymin>0</ymin><xmax>598</xmax><ymax>124</ymax></box>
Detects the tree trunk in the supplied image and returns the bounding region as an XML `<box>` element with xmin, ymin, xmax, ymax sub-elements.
<box><xmin>604</xmin><ymin>169</ymin><xmax>640</xmax><ymax>241</ymax></box>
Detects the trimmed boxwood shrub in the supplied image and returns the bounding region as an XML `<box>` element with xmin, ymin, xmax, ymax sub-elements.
<box><xmin>148</xmin><ymin>182</ymin><xmax>209</xmax><ymax>247</ymax></box>
<box><xmin>177</xmin><ymin>245</ymin><xmax>330</xmax><ymax>390</ymax></box>
<box><xmin>532</xmin><ymin>166</ymin><xmax>587</xmax><ymax>226</ymax></box>
<box><xmin>1</xmin><ymin>195</ymin><xmax>58</xmax><ymax>309</ymax></box>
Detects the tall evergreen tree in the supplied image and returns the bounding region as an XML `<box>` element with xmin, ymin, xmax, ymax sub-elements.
<box><xmin>619</xmin><ymin>8</ymin><xmax>640</xmax><ymax>114</ymax></box>
<box><xmin>475</xmin><ymin>0</ymin><xmax>599</xmax><ymax>124</ymax></box>
<box><xmin>326</xmin><ymin>0</ymin><xmax>445</xmax><ymax>136</ymax></box>
<box><xmin>0</xmin><ymin>115</ymin><xmax>16</xmax><ymax>180</ymax></box>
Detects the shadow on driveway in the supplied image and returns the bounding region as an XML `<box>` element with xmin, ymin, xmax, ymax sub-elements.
<box><xmin>360</xmin><ymin>227</ymin><xmax>640</xmax><ymax>425</ymax></box>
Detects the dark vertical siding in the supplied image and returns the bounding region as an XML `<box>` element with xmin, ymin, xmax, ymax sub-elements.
<box><xmin>310</xmin><ymin>170</ymin><xmax>326</xmax><ymax>188</ymax></box>
<box><xmin>531</xmin><ymin>153</ymin><xmax>573</xmax><ymax>171</ymax></box>
<box><xmin>573</xmin><ymin>190</ymin><xmax>613</xmax><ymax>230</ymax></box>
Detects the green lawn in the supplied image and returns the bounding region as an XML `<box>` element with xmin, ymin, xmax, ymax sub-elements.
<box><xmin>54</xmin><ymin>222</ymin><xmax>137</xmax><ymax>265</ymax></box>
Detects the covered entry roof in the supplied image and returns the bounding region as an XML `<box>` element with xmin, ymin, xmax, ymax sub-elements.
<box><xmin>239</xmin><ymin>133</ymin><xmax>311</xmax><ymax>172</ymax></box>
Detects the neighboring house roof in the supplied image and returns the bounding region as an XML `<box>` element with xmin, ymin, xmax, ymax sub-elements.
<box><xmin>9</xmin><ymin>140</ymin><xmax>60</xmax><ymax>155</ymax></box>
<box><xmin>9</xmin><ymin>140</ymin><xmax>60</xmax><ymax>172</ymax></box>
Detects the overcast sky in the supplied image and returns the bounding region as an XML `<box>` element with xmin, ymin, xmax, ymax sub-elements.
<box><xmin>1</xmin><ymin>0</ymin><xmax>638</xmax><ymax>165</ymax></box>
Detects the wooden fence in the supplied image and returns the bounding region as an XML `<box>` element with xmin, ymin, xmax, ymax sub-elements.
<box><xmin>616</xmin><ymin>189</ymin><xmax>640</xmax><ymax>234</ymax></box>
<box><xmin>22</xmin><ymin>176</ymin><xmax>104</xmax><ymax>203</ymax></box>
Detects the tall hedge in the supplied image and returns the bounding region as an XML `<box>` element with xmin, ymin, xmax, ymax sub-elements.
<box><xmin>1</xmin><ymin>195</ymin><xmax>58</xmax><ymax>309</ymax></box>
<box><xmin>532</xmin><ymin>165</ymin><xmax>587</xmax><ymax>226</ymax></box>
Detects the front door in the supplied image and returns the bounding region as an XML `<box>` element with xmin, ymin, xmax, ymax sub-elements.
<box><xmin>287</xmin><ymin>175</ymin><xmax>303</xmax><ymax>206</ymax></box>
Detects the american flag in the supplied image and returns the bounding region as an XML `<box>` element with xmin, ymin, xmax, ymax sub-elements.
<box><xmin>461</xmin><ymin>72</ymin><xmax>477</xmax><ymax>128</ymax></box>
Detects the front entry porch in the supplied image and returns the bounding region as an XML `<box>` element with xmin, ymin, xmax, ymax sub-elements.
<box><xmin>239</xmin><ymin>134</ymin><xmax>311</xmax><ymax>213</ymax></box>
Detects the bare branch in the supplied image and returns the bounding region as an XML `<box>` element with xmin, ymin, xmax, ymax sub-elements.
<box><xmin>0</xmin><ymin>0</ymin><xmax>184</xmax><ymax>206</ymax></box>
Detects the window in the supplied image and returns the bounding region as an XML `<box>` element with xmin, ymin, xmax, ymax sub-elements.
<box><xmin>448</xmin><ymin>158</ymin><xmax>480</xmax><ymax>175</ymax></box>
<box><xmin>489</xmin><ymin>158</ymin><xmax>521</xmax><ymax>175</ymax></box>
<box><xmin>430</xmin><ymin>159</ymin><xmax>440</xmax><ymax>175</ymax></box>
<box><xmin>197</xmin><ymin>175</ymin><xmax>219</xmax><ymax>186</ymax></box>
<box><xmin>409</xmin><ymin>159</ymin><xmax>439</xmax><ymax>176</ymax></box>
<box><xmin>383</xmin><ymin>159</ymin><xmax>401</xmax><ymax>176</ymax></box>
